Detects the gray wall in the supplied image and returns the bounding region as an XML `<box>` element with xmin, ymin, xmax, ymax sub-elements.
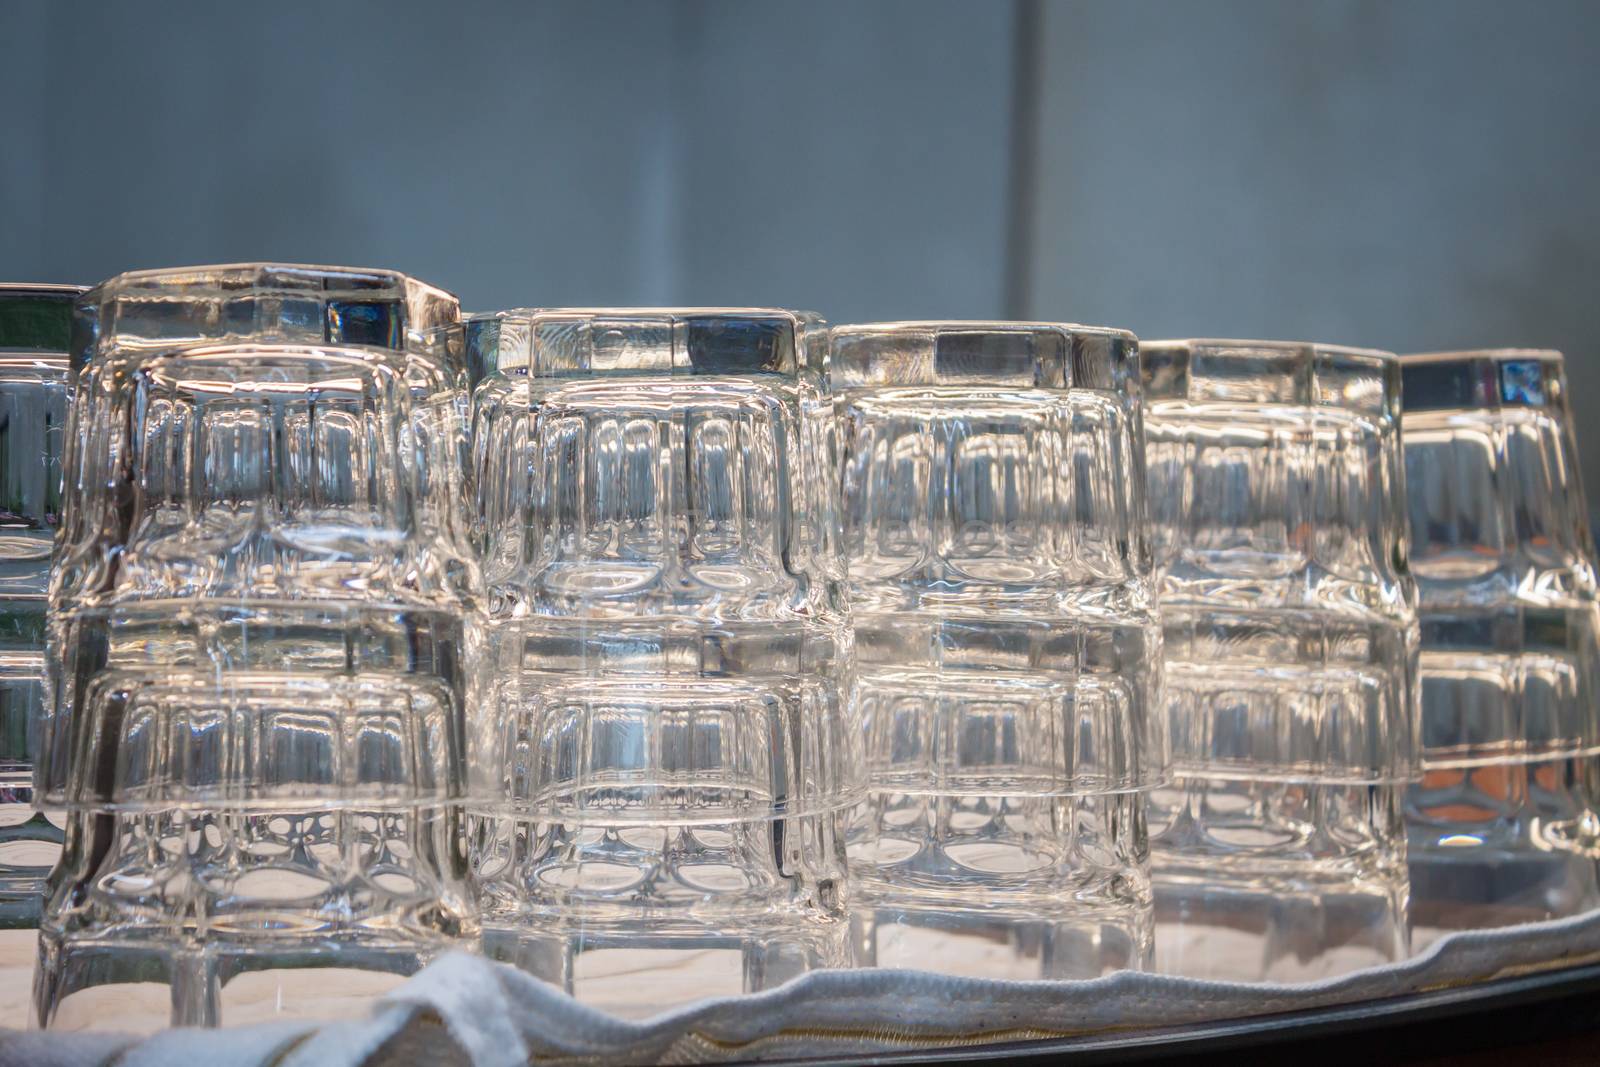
<box><xmin>1029</xmin><ymin>0</ymin><xmax>1600</xmax><ymax>363</ymax></box>
<box><xmin>3</xmin><ymin>0</ymin><xmax>1598</xmax><ymax>494</ymax></box>
<box><xmin>0</xmin><ymin>0</ymin><xmax>1015</xmax><ymax>319</ymax></box>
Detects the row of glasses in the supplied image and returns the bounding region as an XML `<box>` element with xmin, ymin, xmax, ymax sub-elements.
<box><xmin>36</xmin><ymin>266</ymin><xmax>479</xmax><ymax>1029</ymax></box>
<box><xmin>462</xmin><ymin>314</ymin><xmax>1169</xmax><ymax>997</ymax></box>
<box><xmin>1139</xmin><ymin>342</ymin><xmax>1600</xmax><ymax>979</ymax></box>
<box><xmin>13</xmin><ymin>262</ymin><xmax>1597</xmax><ymax>1024</ymax></box>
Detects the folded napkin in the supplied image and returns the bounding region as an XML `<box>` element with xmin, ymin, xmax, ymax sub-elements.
<box><xmin>5</xmin><ymin>909</ymin><xmax>1598</xmax><ymax>1067</ymax></box>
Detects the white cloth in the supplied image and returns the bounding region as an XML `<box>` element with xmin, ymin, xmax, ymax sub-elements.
<box><xmin>3</xmin><ymin>910</ymin><xmax>1598</xmax><ymax>1066</ymax></box>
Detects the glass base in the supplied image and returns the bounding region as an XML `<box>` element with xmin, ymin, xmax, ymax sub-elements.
<box><xmin>471</xmin><ymin>811</ymin><xmax>850</xmax><ymax>1015</ymax></box>
<box><xmin>0</xmin><ymin>665</ymin><xmax>60</xmax><ymax>929</ymax></box>
<box><xmin>1408</xmin><ymin>848</ymin><xmax>1600</xmax><ymax>951</ymax></box>
<box><xmin>483</xmin><ymin>921</ymin><xmax>848</xmax><ymax>1017</ymax></box>
<box><xmin>0</xmin><ymin>928</ymin><xmax>34</xmax><ymax>1028</ymax></box>
<box><xmin>1153</xmin><ymin>874</ymin><xmax>1407</xmax><ymax>981</ymax></box>
<box><xmin>35</xmin><ymin>806</ymin><xmax>472</xmax><ymax>1029</ymax></box>
<box><xmin>853</xmin><ymin>900</ymin><xmax>1150</xmax><ymax>980</ymax></box>
<box><xmin>848</xmin><ymin>791</ymin><xmax>1152</xmax><ymax>979</ymax></box>
<box><xmin>33</xmin><ymin>931</ymin><xmax>439</xmax><ymax>1031</ymax></box>
<box><xmin>0</xmin><ymin>800</ymin><xmax>64</xmax><ymax>930</ymax></box>
<box><xmin>1407</xmin><ymin>760</ymin><xmax>1600</xmax><ymax>949</ymax></box>
<box><xmin>1151</xmin><ymin>778</ymin><xmax>1409</xmax><ymax>981</ymax></box>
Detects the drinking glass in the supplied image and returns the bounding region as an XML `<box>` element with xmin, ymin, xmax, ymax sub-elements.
<box><xmin>0</xmin><ymin>285</ymin><xmax>81</xmax><ymax>928</ymax></box>
<box><xmin>833</xmin><ymin>321</ymin><xmax>1163</xmax><ymax>979</ymax></box>
<box><xmin>42</xmin><ymin>262</ymin><xmax>471</xmax><ymax>802</ymax></box>
<box><xmin>1401</xmin><ymin>349</ymin><xmax>1600</xmax><ymax>946</ymax></box>
<box><xmin>37</xmin><ymin>263</ymin><xmax>478</xmax><ymax>1031</ymax></box>
<box><xmin>1142</xmin><ymin>339</ymin><xmax>1419</xmax><ymax>981</ymax></box>
<box><xmin>467</xmin><ymin>309</ymin><xmax>856</xmax><ymax>1015</ymax></box>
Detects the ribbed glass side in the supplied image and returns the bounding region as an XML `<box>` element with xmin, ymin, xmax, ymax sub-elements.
<box><xmin>37</xmin><ymin>343</ymin><xmax>479</xmax><ymax>1030</ymax></box>
<box><xmin>835</xmin><ymin>322</ymin><xmax>1160</xmax><ymax>980</ymax></box>
<box><xmin>1401</xmin><ymin>349</ymin><xmax>1600</xmax><ymax>947</ymax></box>
<box><xmin>0</xmin><ymin>285</ymin><xmax>80</xmax><ymax>931</ymax></box>
<box><xmin>1144</xmin><ymin>339</ymin><xmax>1418</xmax><ymax>981</ymax></box>
<box><xmin>467</xmin><ymin>309</ymin><xmax>855</xmax><ymax>1010</ymax></box>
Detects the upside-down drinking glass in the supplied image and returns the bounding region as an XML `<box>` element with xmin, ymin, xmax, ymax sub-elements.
<box><xmin>41</xmin><ymin>263</ymin><xmax>472</xmax><ymax>802</ymax></box>
<box><xmin>1142</xmin><ymin>339</ymin><xmax>1419</xmax><ymax>981</ymax></box>
<box><xmin>0</xmin><ymin>285</ymin><xmax>81</xmax><ymax>929</ymax></box>
<box><xmin>1401</xmin><ymin>349</ymin><xmax>1600</xmax><ymax>946</ymax></box>
<box><xmin>37</xmin><ymin>264</ymin><xmax>478</xmax><ymax>1031</ymax></box>
<box><xmin>467</xmin><ymin>309</ymin><xmax>856</xmax><ymax>1015</ymax></box>
<box><xmin>833</xmin><ymin>321</ymin><xmax>1163</xmax><ymax>979</ymax></box>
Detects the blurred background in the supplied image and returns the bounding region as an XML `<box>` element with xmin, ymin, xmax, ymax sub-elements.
<box><xmin>3</xmin><ymin>0</ymin><xmax>1598</xmax><ymax>494</ymax></box>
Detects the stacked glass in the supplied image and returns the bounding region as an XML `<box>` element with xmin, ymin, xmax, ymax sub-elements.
<box><xmin>36</xmin><ymin>265</ymin><xmax>479</xmax><ymax>1030</ymax></box>
<box><xmin>467</xmin><ymin>309</ymin><xmax>856</xmax><ymax>1011</ymax></box>
<box><xmin>1401</xmin><ymin>349</ymin><xmax>1600</xmax><ymax>945</ymax></box>
<box><xmin>0</xmin><ymin>285</ymin><xmax>82</xmax><ymax>928</ymax></box>
<box><xmin>833</xmin><ymin>322</ymin><xmax>1164</xmax><ymax>979</ymax></box>
<box><xmin>1142</xmin><ymin>340</ymin><xmax>1420</xmax><ymax>981</ymax></box>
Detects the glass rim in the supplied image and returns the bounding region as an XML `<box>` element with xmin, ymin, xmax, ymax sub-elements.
<box><xmin>102</xmin><ymin>342</ymin><xmax>415</xmax><ymax>389</ymax></box>
<box><xmin>830</xmin><ymin>319</ymin><xmax>1137</xmax><ymax>344</ymax></box>
<box><xmin>0</xmin><ymin>353</ymin><xmax>69</xmax><ymax>370</ymax></box>
<box><xmin>468</xmin><ymin>305</ymin><xmax>821</xmax><ymax>322</ymax></box>
<box><xmin>80</xmin><ymin>261</ymin><xmax>457</xmax><ymax>303</ymax></box>
<box><xmin>1401</xmin><ymin>348</ymin><xmax>1566</xmax><ymax>411</ymax></box>
<box><xmin>1403</xmin><ymin>347</ymin><xmax>1563</xmax><ymax>366</ymax></box>
<box><xmin>1142</xmin><ymin>337</ymin><xmax>1397</xmax><ymax>361</ymax></box>
<box><xmin>72</xmin><ymin>263</ymin><xmax>463</xmax><ymax>374</ymax></box>
<box><xmin>0</xmin><ymin>282</ymin><xmax>89</xmax><ymax>296</ymax></box>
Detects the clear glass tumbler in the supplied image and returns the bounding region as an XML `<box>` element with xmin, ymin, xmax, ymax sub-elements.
<box><xmin>1142</xmin><ymin>339</ymin><xmax>1419</xmax><ymax>981</ymax></box>
<box><xmin>833</xmin><ymin>321</ymin><xmax>1163</xmax><ymax>980</ymax></box>
<box><xmin>1401</xmin><ymin>349</ymin><xmax>1600</xmax><ymax>946</ymax></box>
<box><xmin>467</xmin><ymin>309</ymin><xmax>856</xmax><ymax>1014</ymax></box>
<box><xmin>0</xmin><ymin>285</ymin><xmax>81</xmax><ymax>928</ymax></box>
<box><xmin>37</xmin><ymin>343</ymin><xmax>477</xmax><ymax>1031</ymax></box>
<box><xmin>62</xmin><ymin>265</ymin><xmax>473</xmax><ymax>633</ymax></box>
<box><xmin>42</xmin><ymin>263</ymin><xmax>470</xmax><ymax>803</ymax></box>
<box><xmin>37</xmin><ymin>264</ymin><xmax>478</xmax><ymax>1031</ymax></box>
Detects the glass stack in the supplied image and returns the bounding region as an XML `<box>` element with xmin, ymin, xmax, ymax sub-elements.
<box><xmin>467</xmin><ymin>308</ymin><xmax>856</xmax><ymax>1014</ymax></box>
<box><xmin>1401</xmin><ymin>349</ymin><xmax>1600</xmax><ymax>947</ymax></box>
<box><xmin>1142</xmin><ymin>339</ymin><xmax>1420</xmax><ymax>981</ymax></box>
<box><xmin>833</xmin><ymin>321</ymin><xmax>1164</xmax><ymax>979</ymax></box>
<box><xmin>36</xmin><ymin>265</ymin><xmax>479</xmax><ymax>1030</ymax></box>
<box><xmin>0</xmin><ymin>285</ymin><xmax>81</xmax><ymax>929</ymax></box>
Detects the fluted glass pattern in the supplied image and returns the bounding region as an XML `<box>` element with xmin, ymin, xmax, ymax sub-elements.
<box><xmin>834</xmin><ymin>321</ymin><xmax>1161</xmax><ymax>979</ymax></box>
<box><xmin>1143</xmin><ymin>339</ymin><xmax>1419</xmax><ymax>981</ymax></box>
<box><xmin>1402</xmin><ymin>349</ymin><xmax>1600</xmax><ymax>943</ymax></box>
<box><xmin>468</xmin><ymin>308</ymin><xmax>855</xmax><ymax>1012</ymax></box>
<box><xmin>37</xmin><ymin>262</ymin><xmax>478</xmax><ymax>1032</ymax></box>
<box><xmin>0</xmin><ymin>285</ymin><xmax>80</xmax><ymax>929</ymax></box>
